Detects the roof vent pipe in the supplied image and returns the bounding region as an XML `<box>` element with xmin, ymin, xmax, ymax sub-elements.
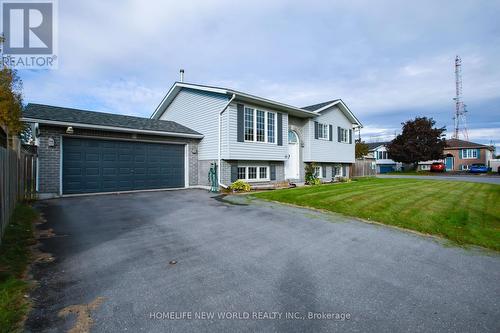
<box><xmin>179</xmin><ymin>69</ymin><xmax>185</xmax><ymax>82</ymax></box>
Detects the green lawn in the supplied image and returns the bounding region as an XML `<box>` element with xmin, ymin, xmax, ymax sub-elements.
<box><xmin>253</xmin><ymin>178</ymin><xmax>500</xmax><ymax>251</ymax></box>
<box><xmin>0</xmin><ymin>204</ymin><xmax>38</xmax><ymax>333</ymax></box>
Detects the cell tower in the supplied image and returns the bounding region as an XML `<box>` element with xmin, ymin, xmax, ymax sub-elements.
<box><xmin>452</xmin><ymin>55</ymin><xmax>469</xmax><ymax>140</ymax></box>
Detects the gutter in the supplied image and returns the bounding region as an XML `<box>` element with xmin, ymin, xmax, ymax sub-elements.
<box><xmin>218</xmin><ymin>93</ymin><xmax>236</xmax><ymax>189</ymax></box>
<box><xmin>21</xmin><ymin>117</ymin><xmax>204</xmax><ymax>139</ymax></box>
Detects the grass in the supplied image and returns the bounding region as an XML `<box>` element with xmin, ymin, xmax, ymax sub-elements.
<box><xmin>0</xmin><ymin>204</ymin><xmax>38</xmax><ymax>333</ymax></box>
<box><xmin>253</xmin><ymin>178</ymin><xmax>500</xmax><ymax>251</ymax></box>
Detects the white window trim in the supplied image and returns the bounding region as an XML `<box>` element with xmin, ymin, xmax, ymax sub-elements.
<box><xmin>339</xmin><ymin>127</ymin><xmax>349</xmax><ymax>143</ymax></box>
<box><xmin>461</xmin><ymin>149</ymin><xmax>478</xmax><ymax>159</ymax></box>
<box><xmin>237</xmin><ymin>166</ymin><xmax>270</xmax><ymax>182</ymax></box>
<box><xmin>317</xmin><ymin>123</ymin><xmax>329</xmax><ymax>140</ymax></box>
<box><xmin>314</xmin><ymin>166</ymin><xmax>323</xmax><ymax>179</ymax></box>
<box><xmin>333</xmin><ymin>166</ymin><xmax>344</xmax><ymax>178</ymax></box>
<box><xmin>244</xmin><ymin>107</ymin><xmax>277</xmax><ymax>144</ymax></box>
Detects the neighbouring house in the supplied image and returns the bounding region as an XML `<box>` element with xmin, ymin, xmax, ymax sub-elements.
<box><xmin>441</xmin><ymin>138</ymin><xmax>495</xmax><ymax>171</ymax></box>
<box><xmin>365</xmin><ymin>142</ymin><xmax>402</xmax><ymax>173</ymax></box>
<box><xmin>22</xmin><ymin>81</ymin><xmax>362</xmax><ymax>197</ymax></box>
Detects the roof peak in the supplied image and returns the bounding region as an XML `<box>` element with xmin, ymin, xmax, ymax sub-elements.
<box><xmin>301</xmin><ymin>99</ymin><xmax>340</xmax><ymax>112</ymax></box>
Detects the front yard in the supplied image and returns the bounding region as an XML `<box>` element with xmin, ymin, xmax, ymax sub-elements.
<box><xmin>253</xmin><ymin>178</ymin><xmax>500</xmax><ymax>251</ymax></box>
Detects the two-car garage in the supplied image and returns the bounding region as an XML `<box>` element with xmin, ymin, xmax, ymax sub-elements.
<box><xmin>22</xmin><ymin>103</ymin><xmax>202</xmax><ymax>198</ymax></box>
<box><xmin>62</xmin><ymin>137</ymin><xmax>185</xmax><ymax>194</ymax></box>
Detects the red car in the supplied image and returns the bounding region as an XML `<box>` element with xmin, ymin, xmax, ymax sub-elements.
<box><xmin>430</xmin><ymin>162</ymin><xmax>446</xmax><ymax>172</ymax></box>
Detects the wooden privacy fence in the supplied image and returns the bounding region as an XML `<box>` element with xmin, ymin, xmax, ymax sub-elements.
<box><xmin>0</xmin><ymin>143</ymin><xmax>37</xmax><ymax>243</ymax></box>
<box><xmin>352</xmin><ymin>158</ymin><xmax>376</xmax><ymax>177</ymax></box>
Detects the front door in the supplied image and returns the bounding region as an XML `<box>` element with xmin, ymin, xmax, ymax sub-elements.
<box><xmin>445</xmin><ymin>156</ymin><xmax>454</xmax><ymax>171</ymax></box>
<box><xmin>285</xmin><ymin>130</ymin><xmax>300</xmax><ymax>179</ymax></box>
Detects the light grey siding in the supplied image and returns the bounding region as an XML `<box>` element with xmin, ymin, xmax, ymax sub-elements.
<box><xmin>223</xmin><ymin>102</ymin><xmax>288</xmax><ymax>161</ymax></box>
<box><xmin>303</xmin><ymin>106</ymin><xmax>355</xmax><ymax>163</ymax></box>
<box><xmin>159</xmin><ymin>88</ymin><xmax>228</xmax><ymax>160</ymax></box>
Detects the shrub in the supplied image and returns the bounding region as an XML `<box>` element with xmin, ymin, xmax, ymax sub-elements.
<box><xmin>229</xmin><ymin>180</ymin><xmax>251</xmax><ymax>192</ymax></box>
<box><xmin>305</xmin><ymin>163</ymin><xmax>320</xmax><ymax>185</ymax></box>
<box><xmin>338</xmin><ymin>176</ymin><xmax>351</xmax><ymax>183</ymax></box>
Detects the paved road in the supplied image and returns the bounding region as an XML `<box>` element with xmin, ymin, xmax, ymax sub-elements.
<box><xmin>27</xmin><ymin>190</ymin><xmax>500</xmax><ymax>332</ymax></box>
<box><xmin>377</xmin><ymin>174</ymin><xmax>500</xmax><ymax>184</ymax></box>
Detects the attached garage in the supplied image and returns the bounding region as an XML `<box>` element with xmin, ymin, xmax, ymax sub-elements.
<box><xmin>63</xmin><ymin>138</ymin><xmax>185</xmax><ymax>194</ymax></box>
<box><xmin>22</xmin><ymin>104</ymin><xmax>202</xmax><ymax>198</ymax></box>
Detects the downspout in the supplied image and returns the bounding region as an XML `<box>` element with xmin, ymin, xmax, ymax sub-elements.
<box><xmin>218</xmin><ymin>93</ymin><xmax>236</xmax><ymax>189</ymax></box>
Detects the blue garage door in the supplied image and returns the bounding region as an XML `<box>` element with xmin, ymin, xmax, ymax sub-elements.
<box><xmin>63</xmin><ymin>137</ymin><xmax>185</xmax><ymax>194</ymax></box>
<box><xmin>379</xmin><ymin>165</ymin><xmax>395</xmax><ymax>174</ymax></box>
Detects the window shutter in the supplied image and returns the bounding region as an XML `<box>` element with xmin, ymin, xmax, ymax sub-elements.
<box><xmin>277</xmin><ymin>113</ymin><xmax>283</xmax><ymax>146</ymax></box>
<box><xmin>314</xmin><ymin>121</ymin><xmax>319</xmax><ymax>139</ymax></box>
<box><xmin>231</xmin><ymin>165</ymin><xmax>238</xmax><ymax>182</ymax></box>
<box><xmin>322</xmin><ymin>165</ymin><xmax>326</xmax><ymax>178</ymax></box>
<box><xmin>237</xmin><ymin>104</ymin><xmax>244</xmax><ymax>142</ymax></box>
<box><xmin>476</xmin><ymin>149</ymin><xmax>480</xmax><ymax>159</ymax></box>
<box><xmin>270</xmin><ymin>165</ymin><xmax>276</xmax><ymax>180</ymax></box>
<box><xmin>329</xmin><ymin>124</ymin><xmax>333</xmax><ymax>141</ymax></box>
<box><xmin>338</xmin><ymin>127</ymin><xmax>341</xmax><ymax>142</ymax></box>
<box><xmin>349</xmin><ymin>129</ymin><xmax>352</xmax><ymax>144</ymax></box>
<box><xmin>459</xmin><ymin>149</ymin><xmax>463</xmax><ymax>159</ymax></box>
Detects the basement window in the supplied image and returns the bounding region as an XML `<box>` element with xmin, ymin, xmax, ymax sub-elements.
<box><xmin>237</xmin><ymin>166</ymin><xmax>270</xmax><ymax>182</ymax></box>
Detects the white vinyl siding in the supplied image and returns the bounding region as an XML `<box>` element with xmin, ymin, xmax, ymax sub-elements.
<box><xmin>224</xmin><ymin>103</ymin><xmax>287</xmax><ymax>160</ymax></box>
<box><xmin>159</xmin><ymin>88</ymin><xmax>228</xmax><ymax>160</ymax></box>
<box><xmin>302</xmin><ymin>105</ymin><xmax>355</xmax><ymax>163</ymax></box>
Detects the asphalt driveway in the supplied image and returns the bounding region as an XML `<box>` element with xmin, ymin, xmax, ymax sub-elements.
<box><xmin>27</xmin><ymin>190</ymin><xmax>500</xmax><ymax>332</ymax></box>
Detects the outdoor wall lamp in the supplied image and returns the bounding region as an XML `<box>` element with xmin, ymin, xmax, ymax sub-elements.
<box><xmin>66</xmin><ymin>126</ymin><xmax>74</xmax><ymax>134</ymax></box>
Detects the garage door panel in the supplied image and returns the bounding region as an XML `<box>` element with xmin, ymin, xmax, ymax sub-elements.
<box><xmin>63</xmin><ymin>138</ymin><xmax>185</xmax><ymax>194</ymax></box>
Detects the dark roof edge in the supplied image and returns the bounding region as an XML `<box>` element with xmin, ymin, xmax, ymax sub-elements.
<box><xmin>21</xmin><ymin>116</ymin><xmax>204</xmax><ymax>139</ymax></box>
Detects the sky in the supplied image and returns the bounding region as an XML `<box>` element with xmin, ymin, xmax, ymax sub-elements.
<box><xmin>18</xmin><ymin>0</ymin><xmax>500</xmax><ymax>147</ymax></box>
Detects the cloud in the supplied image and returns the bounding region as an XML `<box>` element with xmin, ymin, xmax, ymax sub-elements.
<box><xmin>16</xmin><ymin>0</ymin><xmax>500</xmax><ymax>145</ymax></box>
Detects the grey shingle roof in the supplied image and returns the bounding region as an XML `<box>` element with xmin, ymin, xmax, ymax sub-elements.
<box><xmin>301</xmin><ymin>99</ymin><xmax>340</xmax><ymax>111</ymax></box>
<box><xmin>366</xmin><ymin>141</ymin><xmax>390</xmax><ymax>151</ymax></box>
<box><xmin>23</xmin><ymin>104</ymin><xmax>202</xmax><ymax>136</ymax></box>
